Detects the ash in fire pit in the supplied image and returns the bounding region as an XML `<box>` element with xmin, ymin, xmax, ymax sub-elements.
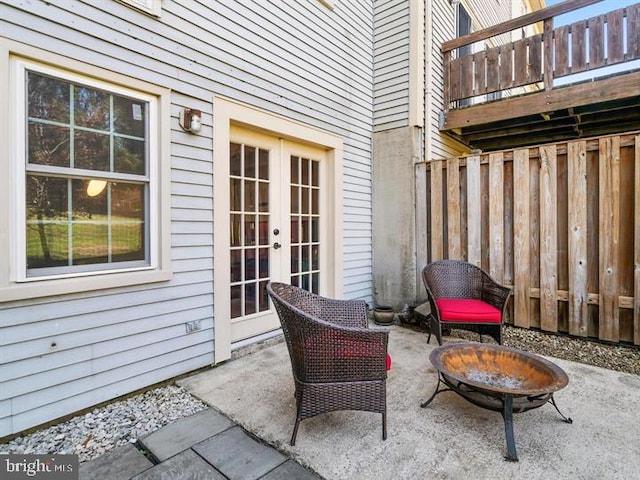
<box><xmin>421</xmin><ymin>342</ymin><xmax>573</xmax><ymax>461</ymax></box>
<box><xmin>465</xmin><ymin>370</ymin><xmax>526</xmax><ymax>389</ymax></box>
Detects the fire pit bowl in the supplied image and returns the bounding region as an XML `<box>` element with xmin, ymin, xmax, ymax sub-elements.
<box><xmin>421</xmin><ymin>342</ymin><xmax>572</xmax><ymax>461</ymax></box>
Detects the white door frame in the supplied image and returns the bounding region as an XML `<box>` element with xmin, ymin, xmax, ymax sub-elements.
<box><xmin>212</xmin><ymin>96</ymin><xmax>344</xmax><ymax>363</ymax></box>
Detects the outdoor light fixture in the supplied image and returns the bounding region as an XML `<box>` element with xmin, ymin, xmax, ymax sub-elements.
<box><xmin>179</xmin><ymin>108</ymin><xmax>202</xmax><ymax>134</ymax></box>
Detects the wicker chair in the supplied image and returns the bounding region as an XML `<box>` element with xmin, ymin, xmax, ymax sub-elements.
<box><xmin>422</xmin><ymin>260</ymin><xmax>511</xmax><ymax>345</ymax></box>
<box><xmin>266</xmin><ymin>282</ymin><xmax>389</xmax><ymax>446</ymax></box>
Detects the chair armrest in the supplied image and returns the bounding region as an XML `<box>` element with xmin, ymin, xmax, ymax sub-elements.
<box><xmin>480</xmin><ymin>276</ymin><xmax>512</xmax><ymax>312</ymax></box>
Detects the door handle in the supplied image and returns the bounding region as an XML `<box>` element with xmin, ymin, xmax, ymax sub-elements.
<box><xmin>273</xmin><ymin>242</ymin><xmax>281</xmax><ymax>249</ymax></box>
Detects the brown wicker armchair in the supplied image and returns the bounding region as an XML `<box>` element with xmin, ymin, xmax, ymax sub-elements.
<box><xmin>422</xmin><ymin>260</ymin><xmax>511</xmax><ymax>345</ymax></box>
<box><xmin>266</xmin><ymin>282</ymin><xmax>390</xmax><ymax>446</ymax></box>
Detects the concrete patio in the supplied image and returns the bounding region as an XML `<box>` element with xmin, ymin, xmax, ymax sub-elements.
<box><xmin>178</xmin><ymin>325</ymin><xmax>640</xmax><ymax>480</ymax></box>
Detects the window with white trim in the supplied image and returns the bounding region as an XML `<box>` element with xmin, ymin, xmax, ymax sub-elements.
<box><xmin>24</xmin><ymin>67</ymin><xmax>152</xmax><ymax>277</ymax></box>
<box><xmin>1</xmin><ymin>55</ymin><xmax>170</xmax><ymax>300</ymax></box>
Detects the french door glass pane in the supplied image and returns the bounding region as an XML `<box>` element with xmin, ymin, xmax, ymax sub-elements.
<box><xmin>229</xmin><ymin>141</ymin><xmax>271</xmax><ymax>318</ymax></box>
<box><xmin>290</xmin><ymin>155</ymin><xmax>320</xmax><ymax>293</ymax></box>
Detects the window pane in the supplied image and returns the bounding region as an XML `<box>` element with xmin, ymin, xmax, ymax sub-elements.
<box><xmin>230</xmin><ymin>214</ymin><xmax>241</xmax><ymax>247</ymax></box>
<box><xmin>231</xmin><ymin>285</ymin><xmax>242</xmax><ymax>318</ymax></box>
<box><xmin>258</xmin><ymin>215</ymin><xmax>269</xmax><ymax>245</ymax></box>
<box><xmin>311</xmin><ymin>160</ymin><xmax>319</xmax><ymax>187</ymax></box>
<box><xmin>244</xmin><ymin>180</ymin><xmax>255</xmax><ymax>211</ymax></box>
<box><xmin>244</xmin><ymin>215</ymin><xmax>256</xmax><ymax>246</ymax></box>
<box><xmin>230</xmin><ymin>142</ymin><xmax>241</xmax><ymax>176</ymax></box>
<box><xmin>28</xmin><ymin>123</ymin><xmax>70</xmax><ymax>167</ymax></box>
<box><xmin>28</xmin><ymin>72</ymin><xmax>70</xmax><ymax>123</ymax></box>
<box><xmin>114</xmin><ymin>97</ymin><xmax>146</xmax><ymax>137</ymax></box>
<box><xmin>74</xmin><ymin>85</ymin><xmax>110</xmax><ymax>130</ymax></box>
<box><xmin>290</xmin><ymin>156</ymin><xmax>298</xmax><ymax>184</ymax></box>
<box><xmin>114</xmin><ymin>137</ymin><xmax>145</xmax><ymax>174</ymax></box>
<box><xmin>301</xmin><ymin>157</ymin><xmax>310</xmax><ymax>185</ymax></box>
<box><xmin>244</xmin><ymin>146</ymin><xmax>255</xmax><ymax>178</ymax></box>
<box><xmin>258</xmin><ymin>247</ymin><xmax>269</xmax><ymax>278</ymax></box>
<box><xmin>258</xmin><ymin>182</ymin><xmax>268</xmax><ymax>212</ymax></box>
<box><xmin>230</xmin><ymin>249</ymin><xmax>242</xmax><ymax>282</ymax></box>
<box><xmin>111</xmin><ymin>183</ymin><xmax>145</xmax><ymax>262</ymax></box>
<box><xmin>71</xmin><ymin>179</ymin><xmax>108</xmax><ymax>265</ymax></box>
<box><xmin>26</xmin><ymin>176</ymin><xmax>69</xmax><ymax>269</ymax></box>
<box><xmin>258</xmin><ymin>149</ymin><xmax>269</xmax><ymax>180</ymax></box>
<box><xmin>245</xmin><ymin>248</ymin><xmax>256</xmax><ymax>280</ymax></box>
<box><xmin>259</xmin><ymin>280</ymin><xmax>269</xmax><ymax>311</ymax></box>
<box><xmin>230</xmin><ymin>178</ymin><xmax>242</xmax><ymax>211</ymax></box>
<box><xmin>245</xmin><ymin>282</ymin><xmax>256</xmax><ymax>315</ymax></box>
<box><xmin>290</xmin><ymin>186</ymin><xmax>298</xmax><ymax>213</ymax></box>
<box><xmin>74</xmin><ymin>130</ymin><xmax>109</xmax><ymax>171</ymax></box>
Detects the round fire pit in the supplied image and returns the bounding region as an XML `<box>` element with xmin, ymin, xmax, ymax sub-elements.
<box><xmin>421</xmin><ymin>342</ymin><xmax>572</xmax><ymax>461</ymax></box>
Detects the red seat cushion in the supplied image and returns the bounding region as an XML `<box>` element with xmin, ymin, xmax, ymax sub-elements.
<box><xmin>436</xmin><ymin>298</ymin><xmax>502</xmax><ymax>323</ymax></box>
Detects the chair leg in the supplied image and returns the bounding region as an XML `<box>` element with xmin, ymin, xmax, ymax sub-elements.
<box><xmin>382</xmin><ymin>411</ymin><xmax>387</xmax><ymax>440</ymax></box>
<box><xmin>290</xmin><ymin>417</ymin><xmax>301</xmax><ymax>446</ymax></box>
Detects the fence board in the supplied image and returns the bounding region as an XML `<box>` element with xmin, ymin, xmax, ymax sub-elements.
<box><xmin>486</xmin><ymin>46</ymin><xmax>500</xmax><ymax>92</ymax></box>
<box><xmin>598</xmin><ymin>137</ymin><xmax>620</xmax><ymax>341</ymax></box>
<box><xmin>589</xmin><ymin>16</ymin><xmax>605</xmax><ymax>68</ymax></box>
<box><xmin>539</xmin><ymin>145</ymin><xmax>558</xmax><ymax>332</ymax></box>
<box><xmin>607</xmin><ymin>9</ymin><xmax>625</xmax><ymax>64</ymax></box>
<box><xmin>628</xmin><ymin>4</ymin><xmax>640</xmax><ymax>59</ymax></box>
<box><xmin>473</xmin><ymin>51</ymin><xmax>486</xmax><ymax>95</ymax></box>
<box><xmin>460</xmin><ymin>55</ymin><xmax>474</xmax><ymax>99</ymax></box>
<box><xmin>514</xmin><ymin>38</ymin><xmax>528</xmax><ymax>85</ymax></box>
<box><xmin>529</xmin><ymin>34</ymin><xmax>543</xmax><ymax>82</ymax></box>
<box><xmin>571</xmin><ymin>21</ymin><xmax>587</xmax><ymax>72</ymax></box>
<box><xmin>513</xmin><ymin>149</ymin><xmax>530</xmax><ymax>328</ymax></box>
<box><xmin>447</xmin><ymin>157</ymin><xmax>461</xmax><ymax>259</ymax></box>
<box><xmin>499</xmin><ymin>44</ymin><xmax>513</xmax><ymax>89</ymax></box>
<box><xmin>635</xmin><ymin>135</ymin><xmax>640</xmax><ymax>345</ymax></box>
<box><xmin>554</xmin><ymin>25</ymin><xmax>570</xmax><ymax>76</ymax></box>
<box><xmin>430</xmin><ymin>161</ymin><xmax>444</xmax><ymax>261</ymax></box>
<box><xmin>567</xmin><ymin>141</ymin><xmax>588</xmax><ymax>336</ymax></box>
<box><xmin>466</xmin><ymin>156</ymin><xmax>481</xmax><ymax>266</ymax></box>
<box><xmin>489</xmin><ymin>153</ymin><xmax>504</xmax><ymax>281</ymax></box>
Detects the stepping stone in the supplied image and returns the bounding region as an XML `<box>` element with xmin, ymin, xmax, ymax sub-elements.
<box><xmin>261</xmin><ymin>459</ymin><xmax>323</xmax><ymax>480</ymax></box>
<box><xmin>131</xmin><ymin>449</ymin><xmax>225</xmax><ymax>480</ymax></box>
<box><xmin>193</xmin><ymin>426</ymin><xmax>286</xmax><ymax>480</ymax></box>
<box><xmin>139</xmin><ymin>409</ymin><xmax>234</xmax><ymax>462</ymax></box>
<box><xmin>78</xmin><ymin>443</ymin><xmax>153</xmax><ymax>480</ymax></box>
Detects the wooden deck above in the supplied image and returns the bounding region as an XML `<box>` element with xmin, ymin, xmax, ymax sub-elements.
<box><xmin>440</xmin><ymin>0</ymin><xmax>640</xmax><ymax>152</ymax></box>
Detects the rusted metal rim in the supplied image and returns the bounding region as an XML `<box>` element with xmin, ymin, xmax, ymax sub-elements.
<box><xmin>429</xmin><ymin>342</ymin><xmax>569</xmax><ymax>396</ymax></box>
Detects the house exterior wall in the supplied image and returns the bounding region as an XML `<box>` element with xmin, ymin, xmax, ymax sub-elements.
<box><xmin>373</xmin><ymin>0</ymin><xmax>535</xmax><ymax>308</ymax></box>
<box><xmin>0</xmin><ymin>0</ymin><xmax>375</xmax><ymax>437</ymax></box>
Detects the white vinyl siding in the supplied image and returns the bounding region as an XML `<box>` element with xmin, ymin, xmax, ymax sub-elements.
<box><xmin>374</xmin><ymin>0</ymin><xmax>411</xmax><ymax>131</ymax></box>
<box><xmin>0</xmin><ymin>0</ymin><xmax>374</xmax><ymax>436</ymax></box>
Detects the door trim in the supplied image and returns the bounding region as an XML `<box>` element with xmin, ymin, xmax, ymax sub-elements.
<box><xmin>212</xmin><ymin>96</ymin><xmax>344</xmax><ymax>363</ymax></box>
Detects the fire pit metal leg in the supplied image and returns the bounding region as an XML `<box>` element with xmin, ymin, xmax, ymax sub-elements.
<box><xmin>420</xmin><ymin>374</ymin><xmax>453</xmax><ymax>408</ymax></box>
<box><xmin>501</xmin><ymin>393</ymin><xmax>519</xmax><ymax>462</ymax></box>
<box><xmin>549</xmin><ymin>395</ymin><xmax>573</xmax><ymax>424</ymax></box>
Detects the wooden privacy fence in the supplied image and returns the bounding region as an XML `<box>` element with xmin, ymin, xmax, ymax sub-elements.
<box><xmin>424</xmin><ymin>131</ymin><xmax>639</xmax><ymax>345</ymax></box>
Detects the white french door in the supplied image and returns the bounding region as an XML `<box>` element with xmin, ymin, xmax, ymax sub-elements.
<box><xmin>216</xmin><ymin>126</ymin><xmax>328</xmax><ymax>348</ymax></box>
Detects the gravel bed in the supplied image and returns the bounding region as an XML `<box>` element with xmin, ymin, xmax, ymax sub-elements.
<box><xmin>0</xmin><ymin>384</ymin><xmax>207</xmax><ymax>463</ymax></box>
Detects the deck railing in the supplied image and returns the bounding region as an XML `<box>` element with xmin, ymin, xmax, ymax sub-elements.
<box><xmin>443</xmin><ymin>0</ymin><xmax>640</xmax><ymax>109</ymax></box>
<box><xmin>423</xmin><ymin>131</ymin><xmax>640</xmax><ymax>345</ymax></box>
